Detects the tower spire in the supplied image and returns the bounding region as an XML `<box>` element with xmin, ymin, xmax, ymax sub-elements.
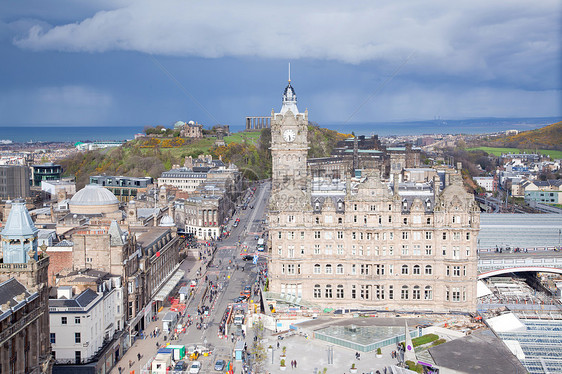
<box><xmin>288</xmin><ymin>62</ymin><xmax>291</xmax><ymax>83</ymax></box>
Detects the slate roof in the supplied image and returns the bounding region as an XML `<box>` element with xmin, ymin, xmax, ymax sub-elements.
<box><xmin>0</xmin><ymin>278</ymin><xmax>36</xmax><ymax>322</ymax></box>
<box><xmin>49</xmin><ymin>288</ymin><xmax>99</xmax><ymax>310</ymax></box>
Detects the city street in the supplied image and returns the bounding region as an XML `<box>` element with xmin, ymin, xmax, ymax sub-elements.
<box><xmin>113</xmin><ymin>181</ymin><xmax>271</xmax><ymax>374</ymax></box>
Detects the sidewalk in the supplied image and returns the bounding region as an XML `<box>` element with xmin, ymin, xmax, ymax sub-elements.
<box><xmin>110</xmin><ymin>257</ymin><xmax>202</xmax><ymax>374</ymax></box>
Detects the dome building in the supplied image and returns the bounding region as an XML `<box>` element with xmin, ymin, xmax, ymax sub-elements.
<box><xmin>69</xmin><ymin>185</ymin><xmax>120</xmax><ymax>215</ymax></box>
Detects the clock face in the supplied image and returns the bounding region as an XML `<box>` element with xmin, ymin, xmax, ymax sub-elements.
<box><xmin>283</xmin><ymin>129</ymin><xmax>296</xmax><ymax>142</ymax></box>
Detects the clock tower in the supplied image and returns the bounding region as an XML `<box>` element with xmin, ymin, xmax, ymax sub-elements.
<box><xmin>270</xmin><ymin>79</ymin><xmax>309</xmax><ymax>195</ymax></box>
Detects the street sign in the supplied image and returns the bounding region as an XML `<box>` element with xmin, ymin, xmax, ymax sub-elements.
<box><xmin>253</xmin><ymin>255</ymin><xmax>258</xmax><ymax>264</ymax></box>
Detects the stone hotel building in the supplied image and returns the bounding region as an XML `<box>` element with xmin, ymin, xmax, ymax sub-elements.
<box><xmin>268</xmin><ymin>81</ymin><xmax>480</xmax><ymax>313</ymax></box>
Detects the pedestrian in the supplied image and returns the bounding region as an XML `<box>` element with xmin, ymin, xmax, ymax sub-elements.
<box><xmin>137</xmin><ymin>353</ymin><xmax>141</xmax><ymax>361</ymax></box>
<box><xmin>294</xmin><ymin>360</ymin><xmax>297</xmax><ymax>368</ymax></box>
<box><xmin>277</xmin><ymin>341</ymin><xmax>280</xmax><ymax>348</ymax></box>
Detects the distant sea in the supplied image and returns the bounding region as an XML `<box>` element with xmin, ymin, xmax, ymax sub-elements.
<box><xmin>0</xmin><ymin>117</ymin><xmax>560</xmax><ymax>143</ymax></box>
<box><xmin>0</xmin><ymin>126</ymin><xmax>143</xmax><ymax>144</ymax></box>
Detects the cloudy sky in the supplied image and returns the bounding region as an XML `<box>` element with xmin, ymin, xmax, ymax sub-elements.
<box><xmin>0</xmin><ymin>0</ymin><xmax>560</xmax><ymax>130</ymax></box>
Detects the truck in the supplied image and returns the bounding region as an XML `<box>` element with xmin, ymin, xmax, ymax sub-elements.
<box><xmin>257</xmin><ymin>238</ymin><xmax>265</xmax><ymax>251</ymax></box>
<box><xmin>162</xmin><ymin>311</ymin><xmax>178</xmax><ymax>333</ymax></box>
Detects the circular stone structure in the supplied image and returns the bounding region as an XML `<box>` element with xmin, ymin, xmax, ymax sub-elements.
<box><xmin>69</xmin><ymin>185</ymin><xmax>120</xmax><ymax>215</ymax></box>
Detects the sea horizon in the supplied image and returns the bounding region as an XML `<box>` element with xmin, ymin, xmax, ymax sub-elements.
<box><xmin>0</xmin><ymin>116</ymin><xmax>559</xmax><ymax>143</ymax></box>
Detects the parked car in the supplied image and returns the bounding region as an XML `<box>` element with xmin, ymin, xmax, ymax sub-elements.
<box><xmin>173</xmin><ymin>361</ymin><xmax>186</xmax><ymax>374</ymax></box>
<box><xmin>214</xmin><ymin>359</ymin><xmax>226</xmax><ymax>371</ymax></box>
<box><xmin>189</xmin><ymin>361</ymin><xmax>201</xmax><ymax>374</ymax></box>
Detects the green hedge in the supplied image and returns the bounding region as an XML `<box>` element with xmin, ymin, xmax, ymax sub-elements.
<box><xmin>405</xmin><ymin>360</ymin><xmax>423</xmax><ymax>373</ymax></box>
<box><xmin>412</xmin><ymin>334</ymin><xmax>439</xmax><ymax>347</ymax></box>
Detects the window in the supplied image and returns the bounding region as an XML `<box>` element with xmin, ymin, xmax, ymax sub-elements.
<box><xmin>288</xmin><ymin>247</ymin><xmax>295</xmax><ymax>258</ymax></box>
<box><xmin>413</xmin><ymin>232</ymin><xmax>421</xmax><ymax>240</ymax></box>
<box><xmin>75</xmin><ymin>317</ymin><xmax>80</xmax><ymax>324</ymax></box>
<box><xmin>61</xmin><ymin>317</ymin><xmax>67</xmax><ymax>325</ymax></box>
<box><xmin>353</xmin><ymin>215</ymin><xmax>358</xmax><ymax>223</ymax></box>
<box><xmin>336</xmin><ymin>264</ymin><xmax>344</xmax><ymax>274</ymax></box>
<box><xmin>337</xmin><ymin>231</ymin><xmax>344</xmax><ymax>239</ymax></box>
<box><xmin>351</xmin><ymin>264</ymin><xmax>356</xmax><ymax>275</ymax></box>
<box><xmin>351</xmin><ymin>285</ymin><xmax>357</xmax><ymax>299</ymax></box>
<box><xmin>427</xmin><ymin>217</ymin><xmax>431</xmax><ymax>224</ymax></box>
<box><xmin>425</xmin><ymin>265</ymin><xmax>433</xmax><ymax>275</ymax></box>
<box><xmin>324</xmin><ymin>232</ymin><xmax>333</xmax><ymax>240</ymax></box>
<box><xmin>287</xmin><ymin>264</ymin><xmax>295</xmax><ymax>274</ymax></box>
<box><xmin>50</xmin><ymin>333</ymin><xmax>56</xmax><ymax>344</ymax></box>
<box><xmin>314</xmin><ymin>285</ymin><xmax>321</xmax><ymax>298</ymax></box>
<box><xmin>413</xmin><ymin>215</ymin><xmax>421</xmax><ymax>224</ymax></box>
<box><xmin>336</xmin><ymin>285</ymin><xmax>344</xmax><ymax>299</ymax></box>
<box><xmin>360</xmin><ymin>264</ymin><xmax>369</xmax><ymax>275</ymax></box>
<box><xmin>453</xmin><ymin>232</ymin><xmax>461</xmax><ymax>241</ymax></box>
<box><xmin>354</xmin><ymin>203</ymin><xmax>358</xmax><ymax>211</ymax></box>
<box><xmin>300</xmin><ymin>232</ymin><xmax>305</xmax><ymax>239</ymax></box>
<box><xmin>425</xmin><ymin>232</ymin><xmax>432</xmax><ymax>240</ymax></box>
<box><xmin>402</xmin><ymin>232</ymin><xmax>408</xmax><ymax>240</ymax></box>
<box><xmin>446</xmin><ymin>266</ymin><xmax>450</xmax><ymax>276</ymax></box>
<box><xmin>287</xmin><ymin>232</ymin><xmax>295</xmax><ymax>240</ymax></box>
<box><xmin>425</xmin><ymin>245</ymin><xmax>432</xmax><ymax>255</ymax></box>
<box><xmin>388</xmin><ymin>216</ymin><xmax>392</xmax><ymax>223</ymax></box>
<box><xmin>360</xmin><ymin>285</ymin><xmax>370</xmax><ymax>300</ymax></box>
<box><xmin>315</xmin><ymin>217</ymin><xmax>320</xmax><ymax>224</ymax></box>
<box><xmin>413</xmin><ymin>245</ymin><xmax>421</xmax><ymax>256</ymax></box>
<box><xmin>278</xmin><ymin>232</ymin><xmax>282</xmax><ymax>239</ymax></box>
<box><xmin>75</xmin><ymin>332</ymin><xmax>81</xmax><ymax>344</ymax></box>
<box><xmin>352</xmin><ymin>232</ymin><xmax>357</xmax><ymax>240</ymax></box>
<box><xmin>401</xmin><ymin>245</ymin><xmax>408</xmax><ymax>255</ymax></box>
<box><xmin>313</xmin><ymin>264</ymin><xmax>321</xmax><ymax>274</ymax></box>
<box><xmin>314</xmin><ymin>231</ymin><xmax>321</xmax><ymax>239</ymax></box>
<box><xmin>452</xmin><ymin>289</ymin><xmax>461</xmax><ymax>302</ymax></box>
<box><xmin>325</xmin><ymin>285</ymin><xmax>333</xmax><ymax>298</ymax></box>
<box><xmin>314</xmin><ymin>245</ymin><xmax>321</xmax><ymax>255</ymax></box>
<box><xmin>338</xmin><ymin>217</ymin><xmax>343</xmax><ymax>224</ymax></box>
<box><xmin>325</xmin><ymin>264</ymin><xmax>333</xmax><ymax>274</ymax></box>
<box><xmin>413</xmin><ymin>265</ymin><xmax>420</xmax><ymax>275</ymax></box>
<box><xmin>403</xmin><ymin>217</ymin><xmax>408</xmax><ymax>224</ymax></box>
<box><xmin>425</xmin><ymin>286</ymin><xmax>433</xmax><ymax>300</ymax></box>
<box><xmin>278</xmin><ymin>246</ymin><xmax>282</xmax><ymax>255</ymax></box>
<box><xmin>442</xmin><ymin>232</ymin><xmax>447</xmax><ymax>240</ymax></box>
<box><xmin>453</xmin><ymin>266</ymin><xmax>461</xmax><ymax>276</ymax></box>
<box><xmin>442</xmin><ymin>247</ymin><xmax>447</xmax><ymax>256</ymax></box>
<box><xmin>388</xmin><ymin>285</ymin><xmax>394</xmax><ymax>299</ymax></box>
<box><xmin>412</xmin><ymin>286</ymin><xmax>421</xmax><ymax>300</ymax></box>
<box><xmin>401</xmin><ymin>265</ymin><xmax>409</xmax><ymax>275</ymax></box>
<box><xmin>466</xmin><ymin>232</ymin><xmax>470</xmax><ymax>240</ymax></box>
<box><xmin>375</xmin><ymin>285</ymin><xmax>385</xmax><ymax>300</ymax></box>
<box><xmin>287</xmin><ymin>215</ymin><xmax>294</xmax><ymax>223</ymax></box>
<box><xmin>325</xmin><ymin>244</ymin><xmax>333</xmax><ymax>255</ymax></box>
<box><xmin>75</xmin><ymin>351</ymin><xmax>81</xmax><ymax>364</ymax></box>
<box><xmin>401</xmin><ymin>286</ymin><xmax>409</xmax><ymax>300</ymax></box>
<box><xmin>300</xmin><ymin>245</ymin><xmax>305</xmax><ymax>255</ymax></box>
<box><xmin>337</xmin><ymin>245</ymin><xmax>344</xmax><ymax>255</ymax></box>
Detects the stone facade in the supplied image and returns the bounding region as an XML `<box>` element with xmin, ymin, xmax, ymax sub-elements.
<box><xmin>268</xmin><ymin>82</ymin><xmax>479</xmax><ymax>313</ymax></box>
<box><xmin>0</xmin><ymin>202</ymin><xmax>52</xmax><ymax>373</ymax></box>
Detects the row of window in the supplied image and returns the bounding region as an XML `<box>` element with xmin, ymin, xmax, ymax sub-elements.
<box><xmin>284</xmin><ymin>213</ymin><xmax>467</xmax><ymax>225</ymax></box>
<box><xmin>50</xmin><ymin>332</ymin><xmax>81</xmax><ymax>344</ymax></box>
<box><xmin>278</xmin><ymin>244</ymin><xmax>471</xmax><ymax>259</ymax></box>
<box><xmin>307</xmin><ymin>284</ymin><xmax>467</xmax><ymax>302</ymax></box>
<box><xmin>61</xmin><ymin>316</ymin><xmax>80</xmax><ymax>325</ymax></box>
<box><xmin>279</xmin><ymin>230</ymin><xmax>471</xmax><ymax>241</ymax></box>
<box><xmin>280</xmin><ymin>263</ymin><xmax>469</xmax><ymax>277</ymax></box>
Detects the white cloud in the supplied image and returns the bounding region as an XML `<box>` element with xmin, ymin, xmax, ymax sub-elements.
<box><xmin>12</xmin><ymin>0</ymin><xmax>560</xmax><ymax>81</ymax></box>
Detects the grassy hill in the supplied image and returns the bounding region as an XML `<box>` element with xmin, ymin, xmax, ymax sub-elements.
<box><xmin>60</xmin><ymin>127</ymin><xmax>349</xmax><ymax>188</ymax></box>
<box><xmin>488</xmin><ymin>121</ymin><xmax>562</xmax><ymax>151</ymax></box>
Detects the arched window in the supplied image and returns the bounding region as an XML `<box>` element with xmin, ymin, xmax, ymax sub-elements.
<box><xmin>425</xmin><ymin>286</ymin><xmax>433</xmax><ymax>300</ymax></box>
<box><xmin>401</xmin><ymin>285</ymin><xmax>409</xmax><ymax>300</ymax></box>
<box><xmin>413</xmin><ymin>265</ymin><xmax>420</xmax><ymax>275</ymax></box>
<box><xmin>401</xmin><ymin>265</ymin><xmax>409</xmax><ymax>275</ymax></box>
<box><xmin>325</xmin><ymin>264</ymin><xmax>332</xmax><ymax>274</ymax></box>
<box><xmin>313</xmin><ymin>285</ymin><xmax>321</xmax><ymax>298</ymax></box>
<box><xmin>336</xmin><ymin>285</ymin><xmax>344</xmax><ymax>299</ymax></box>
<box><xmin>425</xmin><ymin>265</ymin><xmax>433</xmax><ymax>275</ymax></box>
<box><xmin>325</xmin><ymin>285</ymin><xmax>333</xmax><ymax>298</ymax></box>
<box><xmin>412</xmin><ymin>286</ymin><xmax>421</xmax><ymax>300</ymax></box>
<box><xmin>336</xmin><ymin>264</ymin><xmax>344</xmax><ymax>274</ymax></box>
<box><xmin>313</xmin><ymin>264</ymin><xmax>321</xmax><ymax>274</ymax></box>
